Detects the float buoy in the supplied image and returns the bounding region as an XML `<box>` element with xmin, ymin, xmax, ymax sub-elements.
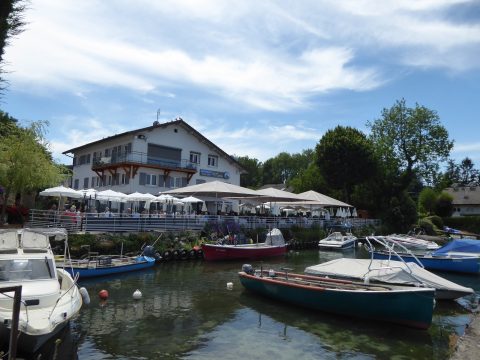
<box><xmin>133</xmin><ymin>289</ymin><xmax>142</xmax><ymax>300</ymax></box>
<box><xmin>98</xmin><ymin>289</ymin><xmax>109</xmax><ymax>300</ymax></box>
<box><xmin>226</xmin><ymin>282</ymin><xmax>233</xmax><ymax>290</ymax></box>
<box><xmin>79</xmin><ymin>287</ymin><xmax>90</xmax><ymax>305</ymax></box>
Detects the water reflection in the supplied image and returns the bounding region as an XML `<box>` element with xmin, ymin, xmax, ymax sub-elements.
<box><xmin>16</xmin><ymin>249</ymin><xmax>476</xmax><ymax>359</ymax></box>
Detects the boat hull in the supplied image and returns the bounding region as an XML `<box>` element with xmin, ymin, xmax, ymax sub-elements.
<box><xmin>202</xmin><ymin>244</ymin><xmax>287</xmax><ymax>261</ymax></box>
<box><xmin>63</xmin><ymin>258</ymin><xmax>155</xmax><ymax>279</ymax></box>
<box><xmin>239</xmin><ymin>272</ymin><xmax>435</xmax><ymax>329</ymax></box>
<box><xmin>372</xmin><ymin>252</ymin><xmax>480</xmax><ymax>274</ymax></box>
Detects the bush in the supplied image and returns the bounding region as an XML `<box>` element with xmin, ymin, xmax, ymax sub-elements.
<box><xmin>427</xmin><ymin>215</ymin><xmax>444</xmax><ymax>230</ymax></box>
<box><xmin>418</xmin><ymin>218</ymin><xmax>435</xmax><ymax>235</ymax></box>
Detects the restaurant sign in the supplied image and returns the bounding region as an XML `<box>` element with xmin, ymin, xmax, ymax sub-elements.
<box><xmin>200</xmin><ymin>169</ymin><xmax>230</xmax><ymax>179</ymax></box>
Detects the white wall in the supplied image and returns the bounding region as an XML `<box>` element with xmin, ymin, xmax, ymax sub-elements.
<box><xmin>70</xmin><ymin>122</ymin><xmax>242</xmax><ymax>195</ymax></box>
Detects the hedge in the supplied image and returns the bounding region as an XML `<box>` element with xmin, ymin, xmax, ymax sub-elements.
<box><xmin>442</xmin><ymin>216</ymin><xmax>480</xmax><ymax>235</ymax></box>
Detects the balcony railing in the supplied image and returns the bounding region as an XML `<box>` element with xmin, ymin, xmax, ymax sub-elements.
<box><xmin>92</xmin><ymin>152</ymin><xmax>197</xmax><ymax>171</ymax></box>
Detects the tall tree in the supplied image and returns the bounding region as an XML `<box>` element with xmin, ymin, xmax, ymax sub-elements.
<box><xmin>288</xmin><ymin>163</ymin><xmax>327</xmax><ymax>193</ymax></box>
<box><xmin>236</xmin><ymin>155</ymin><xmax>262</xmax><ymax>188</ymax></box>
<box><xmin>262</xmin><ymin>150</ymin><xmax>313</xmax><ymax>185</ymax></box>
<box><xmin>315</xmin><ymin>126</ymin><xmax>377</xmax><ymax>202</ymax></box>
<box><xmin>368</xmin><ymin>99</ymin><xmax>453</xmax><ymax>187</ymax></box>
<box><xmin>1</xmin><ymin>0</ymin><xmax>26</xmax><ymax>84</ymax></box>
<box><xmin>0</xmin><ymin>121</ymin><xmax>64</xmax><ymax>224</ymax></box>
<box><xmin>458</xmin><ymin>157</ymin><xmax>479</xmax><ymax>185</ymax></box>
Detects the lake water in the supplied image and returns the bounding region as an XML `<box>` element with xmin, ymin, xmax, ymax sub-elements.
<box><xmin>23</xmin><ymin>248</ymin><xmax>480</xmax><ymax>359</ymax></box>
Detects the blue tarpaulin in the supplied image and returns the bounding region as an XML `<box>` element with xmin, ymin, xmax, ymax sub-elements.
<box><xmin>432</xmin><ymin>239</ymin><xmax>480</xmax><ymax>256</ymax></box>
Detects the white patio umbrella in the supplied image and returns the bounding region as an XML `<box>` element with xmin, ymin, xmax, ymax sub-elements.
<box><xmin>352</xmin><ymin>208</ymin><xmax>358</xmax><ymax>217</ymax></box>
<box><xmin>335</xmin><ymin>208</ymin><xmax>342</xmax><ymax>217</ymax></box>
<box><xmin>78</xmin><ymin>188</ymin><xmax>97</xmax><ymax>198</ymax></box>
<box><xmin>180</xmin><ymin>196</ymin><xmax>204</xmax><ymax>203</ymax></box>
<box><xmin>39</xmin><ymin>185</ymin><xmax>83</xmax><ymax>212</ymax></box>
<box><xmin>96</xmin><ymin>189</ymin><xmax>127</xmax><ymax>202</ymax></box>
<box><xmin>39</xmin><ymin>186</ymin><xmax>83</xmax><ymax>199</ymax></box>
<box><xmin>232</xmin><ymin>201</ymin><xmax>240</xmax><ymax>214</ymax></box>
<box><xmin>201</xmin><ymin>202</ymin><xmax>208</xmax><ymax>212</ymax></box>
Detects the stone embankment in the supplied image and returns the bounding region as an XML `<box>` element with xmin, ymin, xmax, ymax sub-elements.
<box><xmin>451</xmin><ymin>310</ymin><xmax>480</xmax><ymax>360</ymax></box>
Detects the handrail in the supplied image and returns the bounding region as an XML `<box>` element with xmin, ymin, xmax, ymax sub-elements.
<box><xmin>363</xmin><ymin>236</ymin><xmax>427</xmax><ymax>285</ymax></box>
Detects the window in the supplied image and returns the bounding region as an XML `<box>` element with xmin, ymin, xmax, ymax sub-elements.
<box><xmin>86</xmin><ymin>154</ymin><xmax>91</xmax><ymax>164</ymax></box>
<box><xmin>190</xmin><ymin>152</ymin><xmax>200</xmax><ymax>164</ymax></box>
<box><xmin>121</xmin><ymin>173</ymin><xmax>129</xmax><ymax>185</ymax></box>
<box><xmin>164</xmin><ymin>176</ymin><xmax>174</xmax><ymax>188</ymax></box>
<box><xmin>83</xmin><ymin>177</ymin><xmax>89</xmax><ymax>189</ymax></box>
<box><xmin>105</xmin><ymin>148</ymin><xmax>110</xmax><ymax>157</ymax></box>
<box><xmin>73</xmin><ymin>179</ymin><xmax>79</xmax><ymax>189</ymax></box>
<box><xmin>139</xmin><ymin>172</ymin><xmax>157</xmax><ymax>186</ymax></box>
<box><xmin>174</xmin><ymin>177</ymin><xmax>187</xmax><ymax>188</ymax></box>
<box><xmin>208</xmin><ymin>155</ymin><xmax>218</xmax><ymax>167</ymax></box>
<box><xmin>91</xmin><ymin>177</ymin><xmax>96</xmax><ymax>188</ymax></box>
<box><xmin>79</xmin><ymin>155</ymin><xmax>86</xmax><ymax>165</ymax></box>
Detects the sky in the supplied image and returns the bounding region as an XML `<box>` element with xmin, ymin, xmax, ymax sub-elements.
<box><xmin>2</xmin><ymin>0</ymin><xmax>480</xmax><ymax>166</ymax></box>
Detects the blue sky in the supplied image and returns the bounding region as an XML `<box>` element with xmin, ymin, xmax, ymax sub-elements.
<box><xmin>2</xmin><ymin>0</ymin><xmax>480</xmax><ymax>165</ymax></box>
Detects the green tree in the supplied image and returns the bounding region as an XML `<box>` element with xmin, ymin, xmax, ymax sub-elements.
<box><xmin>236</xmin><ymin>155</ymin><xmax>262</xmax><ymax>188</ymax></box>
<box><xmin>0</xmin><ymin>121</ymin><xmax>64</xmax><ymax>224</ymax></box>
<box><xmin>368</xmin><ymin>99</ymin><xmax>453</xmax><ymax>187</ymax></box>
<box><xmin>418</xmin><ymin>187</ymin><xmax>437</xmax><ymax>215</ymax></box>
<box><xmin>288</xmin><ymin>163</ymin><xmax>327</xmax><ymax>193</ymax></box>
<box><xmin>262</xmin><ymin>150</ymin><xmax>313</xmax><ymax>185</ymax></box>
<box><xmin>435</xmin><ymin>191</ymin><xmax>454</xmax><ymax>218</ymax></box>
<box><xmin>1</xmin><ymin>0</ymin><xmax>26</xmax><ymax>83</ymax></box>
<box><xmin>383</xmin><ymin>191</ymin><xmax>418</xmax><ymax>233</ymax></box>
<box><xmin>458</xmin><ymin>157</ymin><xmax>479</xmax><ymax>185</ymax></box>
<box><xmin>315</xmin><ymin>126</ymin><xmax>377</xmax><ymax>202</ymax></box>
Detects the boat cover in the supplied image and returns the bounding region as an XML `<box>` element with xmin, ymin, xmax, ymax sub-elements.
<box><xmin>432</xmin><ymin>239</ymin><xmax>480</xmax><ymax>256</ymax></box>
<box><xmin>265</xmin><ymin>228</ymin><xmax>285</xmax><ymax>246</ymax></box>
<box><xmin>305</xmin><ymin>258</ymin><xmax>473</xmax><ymax>296</ymax></box>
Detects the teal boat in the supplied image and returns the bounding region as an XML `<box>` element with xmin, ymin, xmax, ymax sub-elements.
<box><xmin>238</xmin><ymin>265</ymin><xmax>435</xmax><ymax>329</ymax></box>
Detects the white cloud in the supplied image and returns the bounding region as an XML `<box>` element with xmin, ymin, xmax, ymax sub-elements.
<box><xmin>453</xmin><ymin>142</ymin><xmax>480</xmax><ymax>153</ymax></box>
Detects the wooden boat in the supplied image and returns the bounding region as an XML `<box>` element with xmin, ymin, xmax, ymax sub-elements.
<box><xmin>378</xmin><ymin>234</ymin><xmax>439</xmax><ymax>250</ymax></box>
<box><xmin>0</xmin><ymin>228</ymin><xmax>83</xmax><ymax>353</ymax></box>
<box><xmin>202</xmin><ymin>228</ymin><xmax>287</xmax><ymax>261</ymax></box>
<box><xmin>57</xmin><ymin>253</ymin><xmax>155</xmax><ymax>279</ymax></box>
<box><xmin>238</xmin><ymin>264</ymin><xmax>435</xmax><ymax>329</ymax></box>
<box><xmin>318</xmin><ymin>231</ymin><xmax>357</xmax><ymax>250</ymax></box>
<box><xmin>368</xmin><ymin>236</ymin><xmax>480</xmax><ymax>274</ymax></box>
<box><xmin>305</xmin><ymin>258</ymin><xmax>474</xmax><ymax>300</ymax></box>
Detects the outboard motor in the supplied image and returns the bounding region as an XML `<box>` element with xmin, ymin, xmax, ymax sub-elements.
<box><xmin>143</xmin><ymin>245</ymin><xmax>161</xmax><ymax>261</ymax></box>
<box><xmin>242</xmin><ymin>264</ymin><xmax>254</xmax><ymax>275</ymax></box>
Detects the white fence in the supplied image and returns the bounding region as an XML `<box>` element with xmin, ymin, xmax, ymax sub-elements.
<box><xmin>27</xmin><ymin>209</ymin><xmax>380</xmax><ymax>233</ymax></box>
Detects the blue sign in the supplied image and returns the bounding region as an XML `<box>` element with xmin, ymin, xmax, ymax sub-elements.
<box><xmin>200</xmin><ymin>169</ymin><xmax>229</xmax><ymax>179</ymax></box>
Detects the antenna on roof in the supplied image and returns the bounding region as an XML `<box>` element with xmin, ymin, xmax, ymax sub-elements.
<box><xmin>154</xmin><ymin>109</ymin><xmax>161</xmax><ymax>126</ymax></box>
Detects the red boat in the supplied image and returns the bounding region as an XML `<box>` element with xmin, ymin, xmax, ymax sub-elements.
<box><xmin>202</xmin><ymin>228</ymin><xmax>287</xmax><ymax>261</ymax></box>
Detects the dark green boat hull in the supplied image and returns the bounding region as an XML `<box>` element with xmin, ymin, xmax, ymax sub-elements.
<box><xmin>239</xmin><ymin>273</ymin><xmax>435</xmax><ymax>329</ymax></box>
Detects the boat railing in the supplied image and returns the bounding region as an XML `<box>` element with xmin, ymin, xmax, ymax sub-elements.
<box><xmin>363</xmin><ymin>236</ymin><xmax>427</xmax><ymax>282</ymax></box>
<box><xmin>49</xmin><ymin>271</ymin><xmax>80</xmax><ymax>320</ymax></box>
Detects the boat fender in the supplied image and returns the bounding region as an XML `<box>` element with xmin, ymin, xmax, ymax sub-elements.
<box><xmin>163</xmin><ymin>250</ymin><xmax>172</xmax><ymax>261</ymax></box>
<box><xmin>363</xmin><ymin>276</ymin><xmax>370</xmax><ymax>285</ymax></box>
<box><xmin>79</xmin><ymin>287</ymin><xmax>91</xmax><ymax>305</ymax></box>
<box><xmin>268</xmin><ymin>269</ymin><xmax>275</xmax><ymax>277</ymax></box>
<box><xmin>133</xmin><ymin>289</ymin><xmax>142</xmax><ymax>300</ymax></box>
<box><xmin>242</xmin><ymin>264</ymin><xmax>254</xmax><ymax>275</ymax></box>
<box><xmin>180</xmin><ymin>249</ymin><xmax>188</xmax><ymax>260</ymax></box>
<box><xmin>227</xmin><ymin>282</ymin><xmax>233</xmax><ymax>290</ymax></box>
<box><xmin>99</xmin><ymin>289</ymin><xmax>109</xmax><ymax>300</ymax></box>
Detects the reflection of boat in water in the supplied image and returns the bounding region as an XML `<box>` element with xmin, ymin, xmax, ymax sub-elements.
<box><xmin>239</xmin><ymin>264</ymin><xmax>435</xmax><ymax>329</ymax></box>
<box><xmin>0</xmin><ymin>228</ymin><xmax>83</xmax><ymax>354</ymax></box>
<box><xmin>202</xmin><ymin>228</ymin><xmax>287</xmax><ymax>261</ymax></box>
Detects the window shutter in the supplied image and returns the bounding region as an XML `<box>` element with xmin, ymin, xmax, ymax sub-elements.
<box><xmin>139</xmin><ymin>172</ymin><xmax>146</xmax><ymax>185</ymax></box>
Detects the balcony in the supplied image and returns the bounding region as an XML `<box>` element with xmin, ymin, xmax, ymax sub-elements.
<box><xmin>91</xmin><ymin>151</ymin><xmax>197</xmax><ymax>180</ymax></box>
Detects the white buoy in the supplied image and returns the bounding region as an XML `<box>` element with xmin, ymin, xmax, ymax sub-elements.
<box><xmin>79</xmin><ymin>287</ymin><xmax>90</xmax><ymax>305</ymax></box>
<box><xmin>268</xmin><ymin>269</ymin><xmax>275</xmax><ymax>277</ymax></box>
<box><xmin>133</xmin><ymin>289</ymin><xmax>142</xmax><ymax>300</ymax></box>
<box><xmin>226</xmin><ymin>282</ymin><xmax>233</xmax><ymax>290</ymax></box>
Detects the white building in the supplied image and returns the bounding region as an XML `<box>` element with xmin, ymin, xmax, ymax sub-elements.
<box><xmin>63</xmin><ymin>118</ymin><xmax>246</xmax><ymax>195</ymax></box>
<box><xmin>445</xmin><ymin>185</ymin><xmax>480</xmax><ymax>217</ymax></box>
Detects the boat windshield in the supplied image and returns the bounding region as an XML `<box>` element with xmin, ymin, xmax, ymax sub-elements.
<box><xmin>0</xmin><ymin>258</ymin><xmax>55</xmax><ymax>281</ymax></box>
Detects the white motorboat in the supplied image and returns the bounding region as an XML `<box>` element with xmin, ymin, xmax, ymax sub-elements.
<box><xmin>381</xmin><ymin>234</ymin><xmax>439</xmax><ymax>250</ymax></box>
<box><xmin>0</xmin><ymin>228</ymin><xmax>83</xmax><ymax>353</ymax></box>
<box><xmin>318</xmin><ymin>231</ymin><xmax>357</xmax><ymax>250</ymax></box>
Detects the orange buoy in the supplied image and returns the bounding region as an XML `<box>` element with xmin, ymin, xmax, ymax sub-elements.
<box><xmin>98</xmin><ymin>289</ymin><xmax>109</xmax><ymax>300</ymax></box>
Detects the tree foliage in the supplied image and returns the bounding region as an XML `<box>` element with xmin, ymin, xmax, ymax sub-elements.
<box><xmin>435</xmin><ymin>191</ymin><xmax>454</xmax><ymax>218</ymax></box>
<box><xmin>1</xmin><ymin>0</ymin><xmax>26</xmax><ymax>84</ymax></box>
<box><xmin>315</xmin><ymin>126</ymin><xmax>377</xmax><ymax>202</ymax></box>
<box><xmin>418</xmin><ymin>187</ymin><xmax>437</xmax><ymax>215</ymax></box>
<box><xmin>236</xmin><ymin>155</ymin><xmax>262</xmax><ymax>188</ymax></box>
<box><xmin>368</xmin><ymin>98</ymin><xmax>453</xmax><ymax>187</ymax></box>
<box><xmin>262</xmin><ymin>150</ymin><xmax>313</xmax><ymax>186</ymax></box>
<box><xmin>0</xmin><ymin>121</ymin><xmax>64</xmax><ymax>223</ymax></box>
<box><xmin>288</xmin><ymin>163</ymin><xmax>327</xmax><ymax>194</ymax></box>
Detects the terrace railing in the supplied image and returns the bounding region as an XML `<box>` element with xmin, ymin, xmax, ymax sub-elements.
<box><xmin>27</xmin><ymin>209</ymin><xmax>380</xmax><ymax>234</ymax></box>
<box><xmin>92</xmin><ymin>152</ymin><xmax>197</xmax><ymax>172</ymax></box>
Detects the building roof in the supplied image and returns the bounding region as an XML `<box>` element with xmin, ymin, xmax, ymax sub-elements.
<box><xmin>445</xmin><ymin>186</ymin><xmax>480</xmax><ymax>206</ymax></box>
<box><xmin>62</xmin><ymin>118</ymin><xmax>246</xmax><ymax>172</ymax></box>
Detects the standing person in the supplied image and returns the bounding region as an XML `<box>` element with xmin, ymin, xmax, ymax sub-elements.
<box><xmin>103</xmin><ymin>207</ymin><xmax>113</xmax><ymax>218</ymax></box>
